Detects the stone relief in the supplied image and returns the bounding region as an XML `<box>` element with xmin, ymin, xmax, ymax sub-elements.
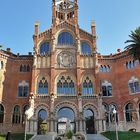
<box><xmin>57</xmin><ymin>51</ymin><xmax>76</xmax><ymax>68</ymax></box>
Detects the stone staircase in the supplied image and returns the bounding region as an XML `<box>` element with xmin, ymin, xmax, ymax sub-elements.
<box><xmin>31</xmin><ymin>133</ymin><xmax>57</xmax><ymax>140</ymax></box>
<box><xmin>31</xmin><ymin>134</ymin><xmax>109</xmax><ymax>140</ymax></box>
<box><xmin>86</xmin><ymin>134</ymin><xmax>109</xmax><ymax>140</ymax></box>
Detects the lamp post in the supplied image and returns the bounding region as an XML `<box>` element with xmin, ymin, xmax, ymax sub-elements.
<box><xmin>24</xmin><ymin>113</ymin><xmax>27</xmax><ymax>140</ymax></box>
<box><xmin>113</xmin><ymin>108</ymin><xmax>119</xmax><ymax>140</ymax></box>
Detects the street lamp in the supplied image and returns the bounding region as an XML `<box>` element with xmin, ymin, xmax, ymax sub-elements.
<box><xmin>24</xmin><ymin>112</ymin><xmax>28</xmax><ymax>140</ymax></box>
<box><xmin>113</xmin><ymin>108</ymin><xmax>119</xmax><ymax>140</ymax></box>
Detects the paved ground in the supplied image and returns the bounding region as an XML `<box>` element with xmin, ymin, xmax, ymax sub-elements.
<box><xmin>31</xmin><ymin>135</ymin><xmax>52</xmax><ymax>140</ymax></box>
<box><xmin>86</xmin><ymin>134</ymin><xmax>109</xmax><ymax>140</ymax></box>
<box><xmin>31</xmin><ymin>134</ymin><xmax>109</xmax><ymax>140</ymax></box>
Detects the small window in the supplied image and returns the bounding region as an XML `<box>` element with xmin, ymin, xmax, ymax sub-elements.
<box><xmin>81</xmin><ymin>42</ymin><xmax>92</xmax><ymax>55</ymax></box>
<box><xmin>58</xmin><ymin>32</ymin><xmax>74</xmax><ymax>46</ymax></box>
<box><xmin>40</xmin><ymin>42</ymin><xmax>50</xmax><ymax>55</ymax></box>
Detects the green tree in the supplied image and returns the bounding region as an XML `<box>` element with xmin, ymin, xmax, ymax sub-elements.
<box><xmin>125</xmin><ymin>27</ymin><xmax>140</xmax><ymax>60</ymax></box>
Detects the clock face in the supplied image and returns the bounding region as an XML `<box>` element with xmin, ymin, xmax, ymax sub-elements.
<box><xmin>55</xmin><ymin>0</ymin><xmax>74</xmax><ymax>11</ymax></box>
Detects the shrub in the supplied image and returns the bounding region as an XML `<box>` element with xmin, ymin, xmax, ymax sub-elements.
<box><xmin>65</xmin><ymin>130</ymin><xmax>73</xmax><ymax>139</ymax></box>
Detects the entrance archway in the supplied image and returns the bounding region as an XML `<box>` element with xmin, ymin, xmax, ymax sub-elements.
<box><xmin>84</xmin><ymin>109</ymin><xmax>95</xmax><ymax>134</ymax></box>
<box><xmin>38</xmin><ymin>109</ymin><xmax>48</xmax><ymax>134</ymax></box>
<box><xmin>57</xmin><ymin>107</ymin><xmax>76</xmax><ymax>134</ymax></box>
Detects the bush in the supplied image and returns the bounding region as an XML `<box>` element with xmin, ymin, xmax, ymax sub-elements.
<box><xmin>65</xmin><ymin>130</ymin><xmax>73</xmax><ymax>139</ymax></box>
<box><xmin>40</xmin><ymin>123</ymin><xmax>48</xmax><ymax>134</ymax></box>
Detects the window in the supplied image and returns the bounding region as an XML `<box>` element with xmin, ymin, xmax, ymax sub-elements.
<box><xmin>40</xmin><ymin>42</ymin><xmax>50</xmax><ymax>55</ymax></box>
<box><xmin>100</xmin><ymin>65</ymin><xmax>103</xmax><ymax>72</ymax></box>
<box><xmin>102</xmin><ymin>81</ymin><xmax>112</xmax><ymax>96</ymax></box>
<box><xmin>18</xmin><ymin>81</ymin><xmax>29</xmax><ymax>97</ymax></box>
<box><xmin>81</xmin><ymin>42</ymin><xmax>92</xmax><ymax>55</ymax></box>
<box><xmin>125</xmin><ymin>103</ymin><xmax>133</xmax><ymax>122</ymax></box>
<box><xmin>22</xmin><ymin>105</ymin><xmax>29</xmax><ymax>123</ymax></box>
<box><xmin>100</xmin><ymin>65</ymin><xmax>111</xmax><ymax>73</ymax></box>
<box><xmin>0</xmin><ymin>61</ymin><xmax>3</xmax><ymax>69</ymax></box>
<box><xmin>20</xmin><ymin>65</ymin><xmax>30</xmax><ymax>72</ymax></box>
<box><xmin>38</xmin><ymin>77</ymin><xmax>48</xmax><ymax>94</ymax></box>
<box><xmin>109</xmin><ymin>104</ymin><xmax>118</xmax><ymax>123</ymax></box>
<box><xmin>27</xmin><ymin>65</ymin><xmax>30</xmax><ymax>72</ymax></box>
<box><xmin>128</xmin><ymin>77</ymin><xmax>140</xmax><ymax>94</ymax></box>
<box><xmin>57</xmin><ymin>76</ymin><xmax>75</xmax><ymax>95</ymax></box>
<box><xmin>0</xmin><ymin>104</ymin><xmax>4</xmax><ymax>123</ymax></box>
<box><xmin>58</xmin><ymin>32</ymin><xmax>74</xmax><ymax>45</ymax></box>
<box><xmin>126</xmin><ymin>60</ymin><xmax>140</xmax><ymax>69</ymax></box>
<box><xmin>82</xmin><ymin>77</ymin><xmax>94</xmax><ymax>95</ymax></box>
<box><xmin>12</xmin><ymin>105</ymin><xmax>21</xmax><ymax>124</ymax></box>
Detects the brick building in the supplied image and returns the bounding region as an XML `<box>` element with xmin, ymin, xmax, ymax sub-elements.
<box><xmin>0</xmin><ymin>0</ymin><xmax>140</xmax><ymax>135</ymax></box>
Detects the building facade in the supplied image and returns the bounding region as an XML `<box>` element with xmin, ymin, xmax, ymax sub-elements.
<box><xmin>0</xmin><ymin>0</ymin><xmax>140</xmax><ymax>135</ymax></box>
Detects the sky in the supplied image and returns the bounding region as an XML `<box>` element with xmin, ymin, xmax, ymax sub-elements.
<box><xmin>0</xmin><ymin>0</ymin><xmax>140</xmax><ymax>55</ymax></box>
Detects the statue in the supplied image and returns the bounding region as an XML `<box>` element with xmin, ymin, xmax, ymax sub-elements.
<box><xmin>66</xmin><ymin>119</ymin><xmax>72</xmax><ymax>132</ymax></box>
<box><xmin>132</xmin><ymin>112</ymin><xmax>138</xmax><ymax>122</ymax></box>
<box><xmin>33</xmin><ymin>55</ymin><xmax>37</xmax><ymax>66</ymax></box>
<box><xmin>25</xmin><ymin>93</ymin><xmax>35</xmax><ymax>120</ymax></box>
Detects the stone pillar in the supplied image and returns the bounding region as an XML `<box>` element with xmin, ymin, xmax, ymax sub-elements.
<box><xmin>50</xmin><ymin>119</ymin><xmax>54</xmax><ymax>132</ymax></box>
<box><xmin>34</xmin><ymin>120</ymin><xmax>38</xmax><ymax>133</ymax></box>
<box><xmin>76</xmin><ymin>120</ymin><xmax>79</xmax><ymax>132</ymax></box>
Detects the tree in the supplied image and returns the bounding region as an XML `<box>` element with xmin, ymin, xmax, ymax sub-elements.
<box><xmin>125</xmin><ymin>27</ymin><xmax>140</xmax><ymax>60</ymax></box>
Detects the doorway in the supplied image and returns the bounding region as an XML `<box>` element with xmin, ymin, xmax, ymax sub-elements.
<box><xmin>38</xmin><ymin>109</ymin><xmax>48</xmax><ymax>134</ymax></box>
<box><xmin>57</xmin><ymin>107</ymin><xmax>76</xmax><ymax>134</ymax></box>
<box><xmin>84</xmin><ymin>109</ymin><xmax>95</xmax><ymax>134</ymax></box>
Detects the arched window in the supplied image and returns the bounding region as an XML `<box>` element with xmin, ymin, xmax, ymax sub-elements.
<box><xmin>126</xmin><ymin>61</ymin><xmax>128</xmax><ymax>69</ymax></box>
<box><xmin>57</xmin><ymin>76</ymin><xmax>75</xmax><ymax>95</ymax></box>
<box><xmin>58</xmin><ymin>32</ymin><xmax>74</xmax><ymax>45</ymax></box>
<box><xmin>81</xmin><ymin>42</ymin><xmax>92</xmax><ymax>55</ymax></box>
<box><xmin>27</xmin><ymin>65</ymin><xmax>30</xmax><ymax>72</ymax></box>
<box><xmin>109</xmin><ymin>104</ymin><xmax>118</xmax><ymax>123</ymax></box>
<box><xmin>139</xmin><ymin>103</ymin><xmax>140</xmax><ymax>118</ymax></box>
<box><xmin>100</xmin><ymin>65</ymin><xmax>103</xmax><ymax>72</ymax></box>
<box><xmin>22</xmin><ymin>105</ymin><xmax>29</xmax><ymax>123</ymax></box>
<box><xmin>0</xmin><ymin>104</ymin><xmax>4</xmax><ymax>123</ymax></box>
<box><xmin>103</xmin><ymin>65</ymin><xmax>107</xmax><ymax>72</ymax></box>
<box><xmin>12</xmin><ymin>105</ymin><xmax>20</xmax><ymax>124</ymax></box>
<box><xmin>0</xmin><ymin>61</ymin><xmax>3</xmax><ymax>69</ymax></box>
<box><xmin>128</xmin><ymin>77</ymin><xmax>140</xmax><ymax>93</ymax></box>
<box><xmin>107</xmin><ymin>65</ymin><xmax>111</xmax><ymax>72</ymax></box>
<box><xmin>38</xmin><ymin>77</ymin><xmax>48</xmax><ymax>94</ymax></box>
<box><xmin>20</xmin><ymin>65</ymin><xmax>23</xmax><ymax>72</ymax></box>
<box><xmin>18</xmin><ymin>81</ymin><xmax>29</xmax><ymax>97</ymax></box>
<box><xmin>40</xmin><ymin>42</ymin><xmax>50</xmax><ymax>55</ymax></box>
<box><xmin>125</xmin><ymin>103</ymin><xmax>133</xmax><ymax>122</ymax></box>
<box><xmin>82</xmin><ymin>77</ymin><xmax>94</xmax><ymax>95</ymax></box>
<box><xmin>102</xmin><ymin>81</ymin><xmax>112</xmax><ymax>96</ymax></box>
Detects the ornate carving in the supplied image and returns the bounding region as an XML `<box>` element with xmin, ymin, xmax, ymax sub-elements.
<box><xmin>56</xmin><ymin>0</ymin><xmax>74</xmax><ymax>11</ymax></box>
<box><xmin>57</xmin><ymin>51</ymin><xmax>76</xmax><ymax>68</ymax></box>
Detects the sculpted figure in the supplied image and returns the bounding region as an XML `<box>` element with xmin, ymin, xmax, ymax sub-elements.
<box><xmin>25</xmin><ymin>93</ymin><xmax>35</xmax><ymax>120</ymax></box>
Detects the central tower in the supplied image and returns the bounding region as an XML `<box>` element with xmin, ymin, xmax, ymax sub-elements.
<box><xmin>52</xmin><ymin>0</ymin><xmax>78</xmax><ymax>26</ymax></box>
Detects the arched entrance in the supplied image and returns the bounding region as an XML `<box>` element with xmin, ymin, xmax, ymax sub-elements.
<box><xmin>84</xmin><ymin>109</ymin><xmax>95</xmax><ymax>134</ymax></box>
<box><xmin>57</xmin><ymin>107</ymin><xmax>76</xmax><ymax>134</ymax></box>
<box><xmin>38</xmin><ymin>109</ymin><xmax>48</xmax><ymax>134</ymax></box>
